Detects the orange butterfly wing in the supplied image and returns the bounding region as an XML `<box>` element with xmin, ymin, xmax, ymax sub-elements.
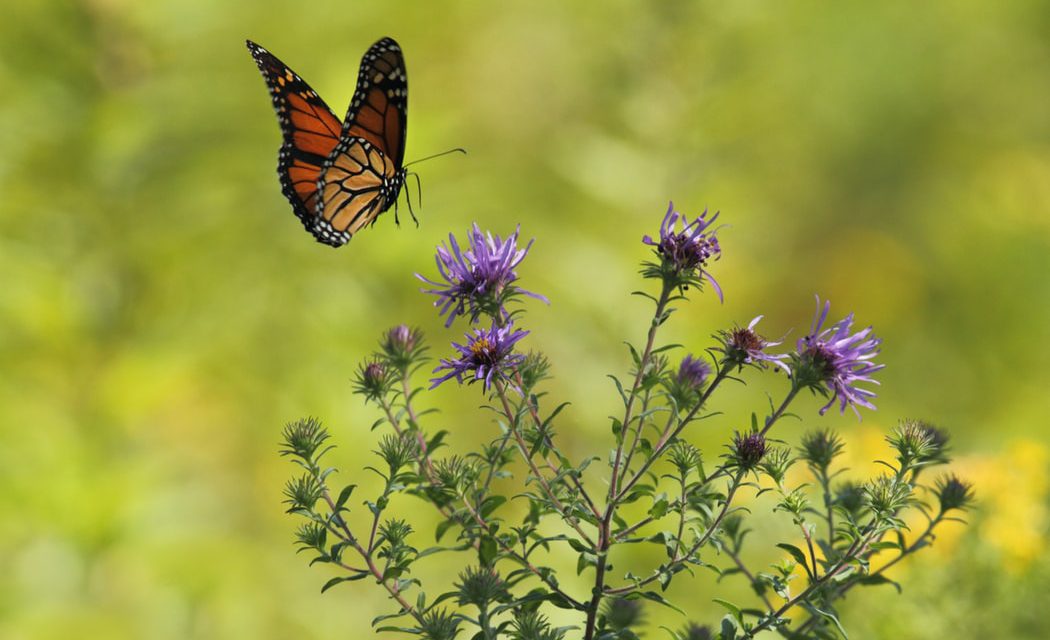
<box><xmin>341</xmin><ymin>38</ymin><xmax>408</xmax><ymax>169</ymax></box>
<box><xmin>313</xmin><ymin>38</ymin><xmax>409</xmax><ymax>246</ymax></box>
<box><xmin>247</xmin><ymin>40</ymin><xmax>342</xmax><ymax>234</ymax></box>
<box><xmin>249</xmin><ymin>37</ymin><xmax>408</xmax><ymax>247</ymax></box>
<box><xmin>314</xmin><ymin>137</ymin><xmax>399</xmax><ymax>246</ymax></box>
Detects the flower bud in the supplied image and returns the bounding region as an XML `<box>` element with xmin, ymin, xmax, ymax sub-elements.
<box><xmin>798</xmin><ymin>428</ymin><xmax>844</xmax><ymax>472</ymax></box>
<box><xmin>732</xmin><ymin>431</ymin><xmax>768</xmax><ymax>470</ymax></box>
<box><xmin>935</xmin><ymin>474</ymin><xmax>975</xmax><ymax>513</ymax></box>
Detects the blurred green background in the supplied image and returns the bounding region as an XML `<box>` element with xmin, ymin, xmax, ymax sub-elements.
<box><xmin>2</xmin><ymin>0</ymin><xmax>1048</xmax><ymax>638</ymax></box>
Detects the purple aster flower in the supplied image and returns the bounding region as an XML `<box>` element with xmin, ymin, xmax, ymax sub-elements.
<box><xmin>719</xmin><ymin>316</ymin><xmax>790</xmax><ymax>373</ymax></box>
<box><xmin>667</xmin><ymin>354</ymin><xmax>712</xmax><ymax>411</ymax></box>
<box><xmin>676</xmin><ymin>355</ymin><xmax>711</xmax><ymax>391</ymax></box>
<box><xmin>642</xmin><ymin>202</ymin><xmax>723</xmax><ymax>300</ymax></box>
<box><xmin>430</xmin><ymin>322</ymin><xmax>529</xmax><ymax>391</ymax></box>
<box><xmin>794</xmin><ymin>297</ymin><xmax>884</xmax><ymax>416</ymax></box>
<box><xmin>417</xmin><ymin>223</ymin><xmax>548</xmax><ymax>327</ymax></box>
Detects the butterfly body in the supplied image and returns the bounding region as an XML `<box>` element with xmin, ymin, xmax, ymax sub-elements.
<box><xmin>247</xmin><ymin>37</ymin><xmax>408</xmax><ymax>247</ymax></box>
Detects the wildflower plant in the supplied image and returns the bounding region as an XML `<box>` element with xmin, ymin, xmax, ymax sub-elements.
<box><xmin>280</xmin><ymin>204</ymin><xmax>974</xmax><ymax>639</ymax></box>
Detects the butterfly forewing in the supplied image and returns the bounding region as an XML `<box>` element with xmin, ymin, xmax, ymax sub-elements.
<box><xmin>341</xmin><ymin>38</ymin><xmax>408</xmax><ymax>170</ymax></box>
<box><xmin>246</xmin><ymin>40</ymin><xmax>342</xmax><ymax>233</ymax></box>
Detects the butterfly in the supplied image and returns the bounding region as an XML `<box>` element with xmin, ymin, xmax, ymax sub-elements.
<box><xmin>247</xmin><ymin>37</ymin><xmax>409</xmax><ymax>247</ymax></box>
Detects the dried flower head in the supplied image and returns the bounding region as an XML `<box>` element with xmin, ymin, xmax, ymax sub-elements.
<box><xmin>793</xmin><ymin>297</ymin><xmax>884</xmax><ymax>416</ymax></box>
<box><xmin>719</xmin><ymin>315</ymin><xmax>790</xmax><ymax>373</ymax></box>
<box><xmin>642</xmin><ymin>202</ymin><xmax>723</xmax><ymax>298</ymax></box>
<box><xmin>430</xmin><ymin>322</ymin><xmax>529</xmax><ymax>391</ymax></box>
<box><xmin>417</xmin><ymin>223</ymin><xmax>548</xmax><ymax>327</ymax></box>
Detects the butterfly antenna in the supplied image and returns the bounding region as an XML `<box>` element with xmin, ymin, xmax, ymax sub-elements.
<box><xmin>403</xmin><ymin>147</ymin><xmax>466</xmax><ymax>168</ymax></box>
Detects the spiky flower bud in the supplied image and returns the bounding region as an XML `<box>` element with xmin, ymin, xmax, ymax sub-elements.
<box><xmin>732</xmin><ymin>431</ymin><xmax>768</xmax><ymax>470</ymax></box>
<box><xmin>677</xmin><ymin>623</ymin><xmax>713</xmax><ymax>640</ymax></box>
<box><xmin>283</xmin><ymin>474</ymin><xmax>324</xmax><ymax>512</ymax></box>
<box><xmin>668</xmin><ymin>441</ymin><xmax>703</xmax><ymax>477</ymax></box>
<box><xmin>353</xmin><ymin>359</ymin><xmax>393</xmax><ymax>401</ymax></box>
<box><xmin>382</xmin><ymin>324</ymin><xmax>425</xmax><ymax>371</ymax></box>
<box><xmin>510</xmin><ymin>610</ymin><xmax>567</xmax><ymax>640</ymax></box>
<box><xmin>518</xmin><ymin>350</ymin><xmax>552</xmax><ymax>392</ymax></box>
<box><xmin>455</xmin><ymin>566</ymin><xmax>509</xmax><ymax>608</ymax></box>
<box><xmin>798</xmin><ymin>428</ymin><xmax>844</xmax><ymax>472</ymax></box>
<box><xmin>888</xmin><ymin>419</ymin><xmax>949</xmax><ymax>470</ymax></box>
<box><xmin>602</xmin><ymin>596</ymin><xmax>646</xmax><ymax>631</ymax></box>
<box><xmin>834</xmin><ymin>480</ymin><xmax>868</xmax><ymax>520</ymax></box>
<box><xmin>417</xmin><ymin>608</ymin><xmax>462</xmax><ymax>640</ymax></box>
<box><xmin>294</xmin><ymin>522</ymin><xmax>327</xmax><ymax>552</ymax></box>
<box><xmin>376</xmin><ymin>433</ymin><xmax>420</xmax><ymax>476</ymax></box>
<box><xmin>865</xmin><ymin>476</ymin><xmax>913</xmax><ymax>521</ymax></box>
<box><xmin>935</xmin><ymin>474</ymin><xmax>975</xmax><ymax>513</ymax></box>
<box><xmin>279</xmin><ymin>417</ymin><xmax>330</xmax><ymax>462</ymax></box>
<box><xmin>759</xmin><ymin>446</ymin><xmax>795</xmax><ymax>484</ymax></box>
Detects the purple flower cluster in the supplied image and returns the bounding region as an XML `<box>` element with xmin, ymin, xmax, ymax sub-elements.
<box><xmin>430</xmin><ymin>323</ymin><xmax>529</xmax><ymax>391</ymax></box>
<box><xmin>676</xmin><ymin>355</ymin><xmax>711</xmax><ymax>391</ymax></box>
<box><xmin>417</xmin><ymin>223</ymin><xmax>548</xmax><ymax>327</ymax></box>
<box><xmin>796</xmin><ymin>297</ymin><xmax>884</xmax><ymax>416</ymax></box>
<box><xmin>643</xmin><ymin>202</ymin><xmax>723</xmax><ymax>300</ymax></box>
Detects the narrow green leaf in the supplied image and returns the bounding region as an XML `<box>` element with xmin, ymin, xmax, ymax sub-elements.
<box><xmin>776</xmin><ymin>543</ymin><xmax>809</xmax><ymax>571</ymax></box>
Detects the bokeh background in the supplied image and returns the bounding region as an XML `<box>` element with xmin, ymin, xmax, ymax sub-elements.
<box><xmin>2</xmin><ymin>0</ymin><xmax>1048</xmax><ymax>638</ymax></box>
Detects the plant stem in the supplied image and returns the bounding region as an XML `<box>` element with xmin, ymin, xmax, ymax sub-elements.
<box><xmin>725</xmin><ymin>547</ymin><xmax>776</xmax><ymax>612</ymax></box>
<box><xmin>608</xmin><ymin>282</ymin><xmax>673</xmax><ymax>502</ymax></box>
<box><xmin>605</xmin><ymin>470</ymin><xmax>745</xmax><ymax>595</ymax></box>
<box><xmin>495</xmin><ymin>383</ymin><xmax>595</xmax><ymax>547</ymax></box>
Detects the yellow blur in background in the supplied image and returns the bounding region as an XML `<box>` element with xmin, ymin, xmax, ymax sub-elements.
<box><xmin>1</xmin><ymin>1</ymin><xmax>1048</xmax><ymax>638</ymax></box>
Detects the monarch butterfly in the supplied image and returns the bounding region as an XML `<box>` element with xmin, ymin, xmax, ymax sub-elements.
<box><xmin>247</xmin><ymin>37</ymin><xmax>410</xmax><ymax>247</ymax></box>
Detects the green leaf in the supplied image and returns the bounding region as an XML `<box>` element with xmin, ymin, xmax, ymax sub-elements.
<box><xmin>712</xmin><ymin>598</ymin><xmax>743</xmax><ymax>626</ymax></box>
<box><xmin>810</xmin><ymin>606</ymin><xmax>849</xmax><ymax>639</ymax></box>
<box><xmin>321</xmin><ymin>574</ymin><xmax>367</xmax><ymax>593</ymax></box>
<box><xmin>479</xmin><ymin>537</ymin><xmax>498</xmax><ymax>567</ymax></box>
<box><xmin>435</xmin><ymin>519</ymin><xmax>455</xmax><ymax>542</ymax></box>
<box><xmin>481</xmin><ymin>495</ymin><xmax>507</xmax><ymax>518</ymax></box>
<box><xmin>719</xmin><ymin>615</ymin><xmax>738</xmax><ymax>640</ymax></box>
<box><xmin>633</xmin><ymin>590</ymin><xmax>685</xmax><ymax>614</ymax></box>
<box><xmin>858</xmin><ymin>574</ymin><xmax>902</xmax><ymax>593</ymax></box>
<box><xmin>649</xmin><ymin>495</ymin><xmax>670</xmax><ymax>519</ymax></box>
<box><xmin>334</xmin><ymin>484</ymin><xmax>357</xmax><ymax>509</ymax></box>
<box><xmin>776</xmin><ymin>543</ymin><xmax>809</xmax><ymax>570</ymax></box>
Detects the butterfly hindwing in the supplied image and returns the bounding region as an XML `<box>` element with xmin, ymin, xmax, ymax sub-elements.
<box><xmin>315</xmin><ymin>136</ymin><xmax>400</xmax><ymax>246</ymax></box>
